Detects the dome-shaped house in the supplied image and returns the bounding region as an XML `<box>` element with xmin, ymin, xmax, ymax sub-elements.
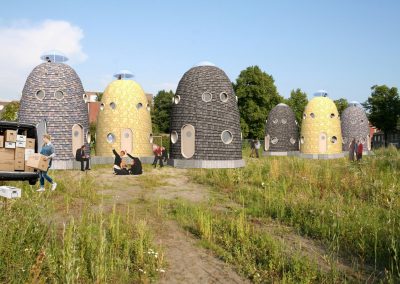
<box><xmin>341</xmin><ymin>102</ymin><xmax>371</xmax><ymax>151</ymax></box>
<box><xmin>300</xmin><ymin>91</ymin><xmax>344</xmax><ymax>159</ymax></box>
<box><xmin>168</xmin><ymin>63</ymin><xmax>244</xmax><ymax>168</ymax></box>
<box><xmin>264</xmin><ymin>103</ymin><xmax>299</xmax><ymax>155</ymax></box>
<box><xmin>95</xmin><ymin>70</ymin><xmax>153</xmax><ymax>158</ymax></box>
<box><xmin>18</xmin><ymin>52</ymin><xmax>89</xmax><ymax>169</ymax></box>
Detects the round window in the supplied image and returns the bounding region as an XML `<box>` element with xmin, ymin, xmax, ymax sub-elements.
<box><xmin>202</xmin><ymin>92</ymin><xmax>212</xmax><ymax>102</ymax></box>
<box><xmin>110</xmin><ymin>102</ymin><xmax>116</xmax><ymax>109</ymax></box>
<box><xmin>220</xmin><ymin>92</ymin><xmax>228</xmax><ymax>102</ymax></box>
<box><xmin>124</xmin><ymin>132</ymin><xmax>130</xmax><ymax>138</ymax></box>
<box><xmin>273</xmin><ymin>118</ymin><xmax>278</xmax><ymax>124</ymax></box>
<box><xmin>136</xmin><ymin>103</ymin><xmax>143</xmax><ymax>110</ymax></box>
<box><xmin>186</xmin><ymin>131</ymin><xmax>192</xmax><ymax>138</ymax></box>
<box><xmin>281</xmin><ymin>119</ymin><xmax>287</xmax><ymax>124</ymax></box>
<box><xmin>303</xmin><ymin>113</ymin><xmax>306</xmax><ymax>119</ymax></box>
<box><xmin>100</xmin><ymin>103</ymin><xmax>105</xmax><ymax>111</ymax></box>
<box><xmin>35</xmin><ymin>90</ymin><xmax>45</xmax><ymax>100</ymax></box>
<box><xmin>271</xmin><ymin>137</ymin><xmax>278</xmax><ymax>144</ymax></box>
<box><xmin>54</xmin><ymin>90</ymin><xmax>64</xmax><ymax>101</ymax></box>
<box><xmin>300</xmin><ymin>136</ymin><xmax>305</xmax><ymax>144</ymax></box>
<box><xmin>331</xmin><ymin>136</ymin><xmax>337</xmax><ymax>143</ymax></box>
<box><xmin>174</xmin><ymin>95</ymin><xmax>180</xmax><ymax>104</ymax></box>
<box><xmin>107</xmin><ymin>133</ymin><xmax>115</xmax><ymax>144</ymax></box>
<box><xmin>221</xmin><ymin>130</ymin><xmax>233</xmax><ymax>144</ymax></box>
<box><xmin>310</xmin><ymin>113</ymin><xmax>315</xmax><ymax>118</ymax></box>
<box><xmin>171</xmin><ymin>131</ymin><xmax>178</xmax><ymax>144</ymax></box>
<box><xmin>73</xmin><ymin>130</ymin><xmax>79</xmax><ymax>137</ymax></box>
<box><xmin>147</xmin><ymin>104</ymin><xmax>151</xmax><ymax>111</ymax></box>
<box><xmin>330</xmin><ymin>113</ymin><xmax>335</xmax><ymax>118</ymax></box>
<box><xmin>290</xmin><ymin>138</ymin><xmax>296</xmax><ymax>144</ymax></box>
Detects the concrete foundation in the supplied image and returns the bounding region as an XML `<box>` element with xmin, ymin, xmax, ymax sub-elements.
<box><xmin>168</xmin><ymin>159</ymin><xmax>245</xmax><ymax>169</ymax></box>
<box><xmin>51</xmin><ymin>156</ymin><xmax>155</xmax><ymax>170</ymax></box>
<box><xmin>263</xmin><ymin>151</ymin><xmax>300</xmax><ymax>157</ymax></box>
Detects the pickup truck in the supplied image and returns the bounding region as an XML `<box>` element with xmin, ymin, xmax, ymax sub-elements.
<box><xmin>0</xmin><ymin>121</ymin><xmax>39</xmax><ymax>185</ymax></box>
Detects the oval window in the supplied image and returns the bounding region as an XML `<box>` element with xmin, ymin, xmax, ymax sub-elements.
<box><xmin>54</xmin><ymin>90</ymin><xmax>64</xmax><ymax>101</ymax></box>
<box><xmin>136</xmin><ymin>102</ymin><xmax>143</xmax><ymax>110</ymax></box>
<box><xmin>220</xmin><ymin>92</ymin><xmax>228</xmax><ymax>102</ymax></box>
<box><xmin>273</xmin><ymin>118</ymin><xmax>278</xmax><ymax>124</ymax></box>
<box><xmin>35</xmin><ymin>90</ymin><xmax>45</xmax><ymax>100</ymax></box>
<box><xmin>303</xmin><ymin>113</ymin><xmax>306</xmax><ymax>119</ymax></box>
<box><xmin>86</xmin><ymin>130</ymin><xmax>91</xmax><ymax>144</ymax></box>
<box><xmin>330</xmin><ymin>113</ymin><xmax>335</xmax><ymax>118</ymax></box>
<box><xmin>107</xmin><ymin>133</ymin><xmax>115</xmax><ymax>144</ymax></box>
<box><xmin>271</xmin><ymin>137</ymin><xmax>278</xmax><ymax>144</ymax></box>
<box><xmin>202</xmin><ymin>92</ymin><xmax>212</xmax><ymax>102</ymax></box>
<box><xmin>100</xmin><ymin>103</ymin><xmax>105</xmax><ymax>111</ymax></box>
<box><xmin>110</xmin><ymin>102</ymin><xmax>116</xmax><ymax>109</ymax></box>
<box><xmin>147</xmin><ymin>104</ymin><xmax>151</xmax><ymax>111</ymax></box>
<box><xmin>149</xmin><ymin>134</ymin><xmax>154</xmax><ymax>144</ymax></box>
<box><xmin>300</xmin><ymin>136</ymin><xmax>305</xmax><ymax>144</ymax></box>
<box><xmin>171</xmin><ymin>131</ymin><xmax>178</xmax><ymax>144</ymax></box>
<box><xmin>331</xmin><ymin>136</ymin><xmax>337</xmax><ymax>143</ymax></box>
<box><xmin>290</xmin><ymin>138</ymin><xmax>296</xmax><ymax>144</ymax></box>
<box><xmin>73</xmin><ymin>130</ymin><xmax>79</xmax><ymax>137</ymax></box>
<box><xmin>221</xmin><ymin>130</ymin><xmax>233</xmax><ymax>144</ymax></box>
<box><xmin>281</xmin><ymin>119</ymin><xmax>287</xmax><ymax>124</ymax></box>
<box><xmin>174</xmin><ymin>95</ymin><xmax>180</xmax><ymax>104</ymax></box>
<box><xmin>310</xmin><ymin>113</ymin><xmax>315</xmax><ymax>118</ymax></box>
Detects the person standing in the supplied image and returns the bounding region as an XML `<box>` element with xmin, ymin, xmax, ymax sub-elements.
<box><xmin>357</xmin><ymin>140</ymin><xmax>363</xmax><ymax>161</ymax></box>
<box><xmin>37</xmin><ymin>134</ymin><xmax>57</xmax><ymax>192</ymax></box>
<box><xmin>75</xmin><ymin>145</ymin><xmax>91</xmax><ymax>171</ymax></box>
<box><xmin>254</xmin><ymin>139</ymin><xmax>261</xmax><ymax>158</ymax></box>
<box><xmin>349</xmin><ymin>138</ymin><xmax>355</xmax><ymax>161</ymax></box>
<box><xmin>161</xmin><ymin>146</ymin><xmax>168</xmax><ymax>163</ymax></box>
<box><xmin>152</xmin><ymin>145</ymin><xmax>163</xmax><ymax>168</ymax></box>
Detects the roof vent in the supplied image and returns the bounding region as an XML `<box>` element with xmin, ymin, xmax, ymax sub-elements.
<box><xmin>195</xmin><ymin>61</ymin><xmax>216</xmax><ymax>67</ymax></box>
<box><xmin>314</xmin><ymin>90</ymin><xmax>328</xmax><ymax>97</ymax></box>
<box><xmin>40</xmin><ymin>50</ymin><xmax>68</xmax><ymax>63</ymax></box>
<box><xmin>113</xmin><ymin>69</ymin><xmax>134</xmax><ymax>80</ymax></box>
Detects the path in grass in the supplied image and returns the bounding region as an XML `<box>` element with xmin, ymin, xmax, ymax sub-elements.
<box><xmin>79</xmin><ymin>165</ymin><xmax>372</xmax><ymax>283</ymax></box>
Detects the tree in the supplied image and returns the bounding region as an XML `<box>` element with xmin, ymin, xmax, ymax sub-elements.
<box><xmin>334</xmin><ymin>98</ymin><xmax>349</xmax><ymax>115</ymax></box>
<box><xmin>285</xmin><ymin>88</ymin><xmax>308</xmax><ymax>126</ymax></box>
<box><xmin>363</xmin><ymin>85</ymin><xmax>400</xmax><ymax>146</ymax></box>
<box><xmin>234</xmin><ymin>66</ymin><xmax>283</xmax><ymax>139</ymax></box>
<box><xmin>96</xmin><ymin>92</ymin><xmax>104</xmax><ymax>101</ymax></box>
<box><xmin>0</xmin><ymin>101</ymin><xmax>20</xmax><ymax>121</ymax></box>
<box><xmin>152</xmin><ymin>90</ymin><xmax>174</xmax><ymax>134</ymax></box>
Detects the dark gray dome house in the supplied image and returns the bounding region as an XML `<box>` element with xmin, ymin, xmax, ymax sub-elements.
<box><xmin>168</xmin><ymin>62</ymin><xmax>244</xmax><ymax>168</ymax></box>
<box><xmin>264</xmin><ymin>103</ymin><xmax>299</xmax><ymax>155</ymax></box>
<box><xmin>341</xmin><ymin>102</ymin><xmax>371</xmax><ymax>152</ymax></box>
<box><xmin>18</xmin><ymin>52</ymin><xmax>89</xmax><ymax>169</ymax></box>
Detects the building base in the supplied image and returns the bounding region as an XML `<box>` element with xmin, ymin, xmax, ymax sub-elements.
<box><xmin>50</xmin><ymin>156</ymin><xmax>155</xmax><ymax>170</ymax></box>
<box><xmin>297</xmin><ymin>152</ymin><xmax>346</xmax><ymax>159</ymax></box>
<box><xmin>168</xmin><ymin>159</ymin><xmax>245</xmax><ymax>169</ymax></box>
<box><xmin>263</xmin><ymin>151</ymin><xmax>300</xmax><ymax>157</ymax></box>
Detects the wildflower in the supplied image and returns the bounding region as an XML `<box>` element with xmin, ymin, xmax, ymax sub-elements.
<box><xmin>139</xmin><ymin>268</ymin><xmax>144</xmax><ymax>273</ymax></box>
<box><xmin>159</xmin><ymin>269</ymin><xmax>165</xmax><ymax>273</ymax></box>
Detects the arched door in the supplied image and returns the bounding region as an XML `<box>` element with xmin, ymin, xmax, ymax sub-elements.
<box><xmin>121</xmin><ymin>128</ymin><xmax>133</xmax><ymax>154</ymax></box>
<box><xmin>72</xmin><ymin>124</ymin><xmax>84</xmax><ymax>156</ymax></box>
<box><xmin>319</xmin><ymin>132</ymin><xmax>327</xmax><ymax>153</ymax></box>
<box><xmin>265</xmin><ymin>134</ymin><xmax>270</xmax><ymax>151</ymax></box>
<box><xmin>181</xmin><ymin>124</ymin><xmax>195</xmax><ymax>158</ymax></box>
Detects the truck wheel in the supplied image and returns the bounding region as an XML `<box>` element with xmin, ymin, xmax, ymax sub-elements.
<box><xmin>29</xmin><ymin>179</ymin><xmax>37</xmax><ymax>185</ymax></box>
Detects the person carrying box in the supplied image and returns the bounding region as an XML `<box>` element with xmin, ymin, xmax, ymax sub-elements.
<box><xmin>37</xmin><ymin>134</ymin><xmax>57</xmax><ymax>192</ymax></box>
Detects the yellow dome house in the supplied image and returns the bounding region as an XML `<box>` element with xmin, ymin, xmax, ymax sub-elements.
<box><xmin>96</xmin><ymin>70</ymin><xmax>153</xmax><ymax>158</ymax></box>
<box><xmin>300</xmin><ymin>90</ymin><xmax>344</xmax><ymax>159</ymax></box>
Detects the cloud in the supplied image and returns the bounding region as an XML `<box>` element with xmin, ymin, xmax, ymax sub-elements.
<box><xmin>0</xmin><ymin>19</ymin><xmax>87</xmax><ymax>100</ymax></box>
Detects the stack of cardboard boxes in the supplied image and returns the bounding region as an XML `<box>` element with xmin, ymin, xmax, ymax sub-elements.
<box><xmin>0</xmin><ymin>130</ymin><xmax>36</xmax><ymax>172</ymax></box>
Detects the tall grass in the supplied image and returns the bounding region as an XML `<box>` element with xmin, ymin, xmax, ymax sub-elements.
<box><xmin>189</xmin><ymin>147</ymin><xmax>400</xmax><ymax>281</ymax></box>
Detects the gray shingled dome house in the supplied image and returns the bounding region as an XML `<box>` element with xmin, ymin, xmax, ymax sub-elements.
<box><xmin>264</xmin><ymin>103</ymin><xmax>299</xmax><ymax>155</ymax></box>
<box><xmin>168</xmin><ymin>63</ymin><xmax>244</xmax><ymax>168</ymax></box>
<box><xmin>18</xmin><ymin>52</ymin><xmax>89</xmax><ymax>169</ymax></box>
<box><xmin>341</xmin><ymin>102</ymin><xmax>371</xmax><ymax>151</ymax></box>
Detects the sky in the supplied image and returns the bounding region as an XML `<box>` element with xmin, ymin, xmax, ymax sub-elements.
<box><xmin>0</xmin><ymin>0</ymin><xmax>399</xmax><ymax>103</ymax></box>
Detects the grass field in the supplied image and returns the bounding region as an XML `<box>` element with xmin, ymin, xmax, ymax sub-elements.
<box><xmin>0</xmin><ymin>147</ymin><xmax>399</xmax><ymax>283</ymax></box>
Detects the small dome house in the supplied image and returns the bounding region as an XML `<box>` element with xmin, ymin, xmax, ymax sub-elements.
<box><xmin>168</xmin><ymin>62</ymin><xmax>244</xmax><ymax>168</ymax></box>
<box><xmin>95</xmin><ymin>70</ymin><xmax>153</xmax><ymax>158</ymax></box>
<box><xmin>264</xmin><ymin>103</ymin><xmax>299</xmax><ymax>155</ymax></box>
<box><xmin>300</xmin><ymin>90</ymin><xmax>344</xmax><ymax>159</ymax></box>
<box><xmin>18</xmin><ymin>51</ymin><xmax>89</xmax><ymax>169</ymax></box>
<box><xmin>341</xmin><ymin>102</ymin><xmax>371</xmax><ymax>151</ymax></box>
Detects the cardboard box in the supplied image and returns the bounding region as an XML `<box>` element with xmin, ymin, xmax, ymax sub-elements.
<box><xmin>0</xmin><ymin>186</ymin><xmax>21</xmax><ymax>199</ymax></box>
<box><xmin>5</xmin><ymin>142</ymin><xmax>16</xmax><ymax>149</ymax></box>
<box><xmin>16</xmin><ymin>141</ymin><xmax>26</xmax><ymax>148</ymax></box>
<box><xmin>4</xmin><ymin>130</ymin><xmax>17</xmax><ymax>142</ymax></box>
<box><xmin>25</xmin><ymin>165</ymin><xmax>35</xmax><ymax>172</ymax></box>
<box><xmin>0</xmin><ymin>135</ymin><xmax>3</xmax><ymax>147</ymax></box>
<box><xmin>26</xmin><ymin>154</ymin><xmax>49</xmax><ymax>171</ymax></box>
<box><xmin>0</xmin><ymin>148</ymin><xmax>15</xmax><ymax>160</ymax></box>
<box><xmin>0</xmin><ymin>160</ymin><xmax>14</xmax><ymax>171</ymax></box>
<box><xmin>15</xmin><ymin>147</ymin><xmax>25</xmax><ymax>160</ymax></box>
<box><xmin>26</xmin><ymin>138</ymin><xmax>35</xmax><ymax>149</ymax></box>
<box><xmin>16</xmin><ymin>135</ymin><xmax>26</xmax><ymax>142</ymax></box>
<box><xmin>14</xmin><ymin>159</ymin><xmax>24</xmax><ymax>171</ymax></box>
<box><xmin>25</xmin><ymin>149</ymin><xmax>35</xmax><ymax>161</ymax></box>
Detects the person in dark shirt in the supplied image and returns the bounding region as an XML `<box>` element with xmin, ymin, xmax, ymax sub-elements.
<box><xmin>161</xmin><ymin>146</ymin><xmax>168</xmax><ymax>163</ymax></box>
<box><xmin>75</xmin><ymin>145</ymin><xmax>91</xmax><ymax>171</ymax></box>
<box><xmin>127</xmin><ymin>153</ymin><xmax>143</xmax><ymax>175</ymax></box>
<box><xmin>112</xmin><ymin>149</ymin><xmax>129</xmax><ymax>175</ymax></box>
